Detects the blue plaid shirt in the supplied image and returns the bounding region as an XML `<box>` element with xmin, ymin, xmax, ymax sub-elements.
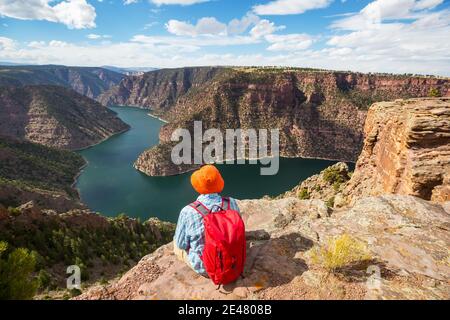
<box><xmin>174</xmin><ymin>193</ymin><xmax>240</xmax><ymax>275</ymax></box>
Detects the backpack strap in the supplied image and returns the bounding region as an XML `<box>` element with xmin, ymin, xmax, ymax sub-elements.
<box><xmin>221</xmin><ymin>197</ymin><xmax>231</xmax><ymax>211</ymax></box>
<box><xmin>190</xmin><ymin>201</ymin><xmax>210</xmax><ymax>217</ymax></box>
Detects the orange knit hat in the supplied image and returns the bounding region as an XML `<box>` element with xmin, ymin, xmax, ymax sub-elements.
<box><xmin>191</xmin><ymin>165</ymin><xmax>225</xmax><ymax>195</ymax></box>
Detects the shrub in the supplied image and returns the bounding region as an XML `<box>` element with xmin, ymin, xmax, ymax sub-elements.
<box><xmin>298</xmin><ymin>188</ymin><xmax>310</xmax><ymax>200</ymax></box>
<box><xmin>7</xmin><ymin>207</ymin><xmax>21</xmax><ymax>217</ymax></box>
<box><xmin>428</xmin><ymin>88</ymin><xmax>441</xmax><ymax>97</ymax></box>
<box><xmin>323</xmin><ymin>167</ymin><xmax>349</xmax><ymax>185</ymax></box>
<box><xmin>325</xmin><ymin>197</ymin><xmax>335</xmax><ymax>208</ymax></box>
<box><xmin>69</xmin><ymin>288</ymin><xmax>82</xmax><ymax>298</ymax></box>
<box><xmin>309</xmin><ymin>234</ymin><xmax>371</xmax><ymax>272</ymax></box>
<box><xmin>37</xmin><ymin>269</ymin><xmax>51</xmax><ymax>289</ymax></box>
<box><xmin>0</xmin><ymin>241</ymin><xmax>39</xmax><ymax>299</ymax></box>
<box><xmin>333</xmin><ymin>182</ymin><xmax>341</xmax><ymax>191</ymax></box>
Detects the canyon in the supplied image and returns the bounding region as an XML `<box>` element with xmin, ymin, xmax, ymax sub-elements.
<box><xmin>1</xmin><ymin>64</ymin><xmax>449</xmax><ymax>300</ymax></box>
<box><xmin>76</xmin><ymin>97</ymin><xmax>450</xmax><ymax>300</ymax></box>
<box><xmin>100</xmin><ymin>67</ymin><xmax>450</xmax><ymax>176</ymax></box>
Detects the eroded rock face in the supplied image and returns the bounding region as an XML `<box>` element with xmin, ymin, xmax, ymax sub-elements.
<box><xmin>345</xmin><ymin>98</ymin><xmax>450</xmax><ymax>203</ymax></box>
<box><xmin>75</xmin><ymin>195</ymin><xmax>450</xmax><ymax>300</ymax></box>
<box><xmin>0</xmin><ymin>66</ymin><xmax>124</xmax><ymax>99</ymax></box>
<box><xmin>125</xmin><ymin>68</ymin><xmax>449</xmax><ymax>176</ymax></box>
<box><xmin>99</xmin><ymin>67</ymin><xmax>225</xmax><ymax>112</ymax></box>
<box><xmin>0</xmin><ymin>86</ymin><xmax>130</xmax><ymax>150</ymax></box>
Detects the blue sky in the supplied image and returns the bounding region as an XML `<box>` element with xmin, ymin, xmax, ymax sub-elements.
<box><xmin>0</xmin><ymin>0</ymin><xmax>449</xmax><ymax>76</ymax></box>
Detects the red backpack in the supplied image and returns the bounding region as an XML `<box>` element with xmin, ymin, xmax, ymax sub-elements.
<box><xmin>190</xmin><ymin>197</ymin><xmax>246</xmax><ymax>286</ymax></box>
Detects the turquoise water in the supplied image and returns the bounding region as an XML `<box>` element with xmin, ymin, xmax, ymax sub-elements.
<box><xmin>76</xmin><ymin>106</ymin><xmax>338</xmax><ymax>222</ymax></box>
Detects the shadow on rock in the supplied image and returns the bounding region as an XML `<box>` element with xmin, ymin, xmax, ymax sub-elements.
<box><xmin>332</xmin><ymin>260</ymin><xmax>396</xmax><ymax>283</ymax></box>
<box><xmin>220</xmin><ymin>232</ymin><xmax>313</xmax><ymax>296</ymax></box>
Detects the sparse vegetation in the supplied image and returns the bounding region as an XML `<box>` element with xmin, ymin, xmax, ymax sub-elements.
<box><xmin>298</xmin><ymin>188</ymin><xmax>311</xmax><ymax>200</ymax></box>
<box><xmin>325</xmin><ymin>197</ymin><xmax>335</xmax><ymax>208</ymax></box>
<box><xmin>7</xmin><ymin>206</ymin><xmax>21</xmax><ymax>217</ymax></box>
<box><xmin>309</xmin><ymin>234</ymin><xmax>372</xmax><ymax>273</ymax></box>
<box><xmin>0</xmin><ymin>136</ymin><xmax>85</xmax><ymax>206</ymax></box>
<box><xmin>428</xmin><ymin>88</ymin><xmax>441</xmax><ymax>97</ymax></box>
<box><xmin>323</xmin><ymin>166</ymin><xmax>350</xmax><ymax>190</ymax></box>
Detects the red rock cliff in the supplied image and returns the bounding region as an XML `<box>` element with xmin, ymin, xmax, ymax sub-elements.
<box><xmin>127</xmin><ymin>68</ymin><xmax>449</xmax><ymax>176</ymax></box>
<box><xmin>345</xmin><ymin>97</ymin><xmax>450</xmax><ymax>203</ymax></box>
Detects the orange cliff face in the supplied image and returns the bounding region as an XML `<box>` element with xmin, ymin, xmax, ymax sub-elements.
<box><xmin>345</xmin><ymin>97</ymin><xmax>450</xmax><ymax>203</ymax></box>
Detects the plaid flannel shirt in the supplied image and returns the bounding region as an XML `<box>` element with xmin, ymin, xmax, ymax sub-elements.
<box><xmin>173</xmin><ymin>193</ymin><xmax>240</xmax><ymax>275</ymax></box>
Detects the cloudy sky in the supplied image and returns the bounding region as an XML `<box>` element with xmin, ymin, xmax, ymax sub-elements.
<box><xmin>0</xmin><ymin>0</ymin><xmax>449</xmax><ymax>76</ymax></box>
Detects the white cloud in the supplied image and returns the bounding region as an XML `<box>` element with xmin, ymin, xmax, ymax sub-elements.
<box><xmin>1</xmin><ymin>35</ymin><xmax>449</xmax><ymax>76</ymax></box>
<box><xmin>0</xmin><ymin>37</ymin><xmax>16</xmax><ymax>51</ymax></box>
<box><xmin>123</xmin><ymin>0</ymin><xmax>139</xmax><ymax>4</ymax></box>
<box><xmin>166</xmin><ymin>17</ymin><xmax>227</xmax><ymax>36</ymax></box>
<box><xmin>150</xmin><ymin>0</ymin><xmax>209</xmax><ymax>5</ymax></box>
<box><xmin>250</xmin><ymin>19</ymin><xmax>285</xmax><ymax>38</ymax></box>
<box><xmin>1</xmin><ymin>0</ymin><xmax>449</xmax><ymax>77</ymax></box>
<box><xmin>253</xmin><ymin>0</ymin><xmax>333</xmax><ymax>15</ymax></box>
<box><xmin>87</xmin><ymin>34</ymin><xmax>101</xmax><ymax>39</ymax></box>
<box><xmin>0</xmin><ymin>0</ymin><xmax>96</xmax><ymax>29</ymax></box>
<box><xmin>265</xmin><ymin>33</ymin><xmax>313</xmax><ymax>51</ymax></box>
<box><xmin>414</xmin><ymin>0</ymin><xmax>443</xmax><ymax>10</ymax></box>
<box><xmin>332</xmin><ymin>0</ymin><xmax>445</xmax><ymax>30</ymax></box>
<box><xmin>144</xmin><ymin>22</ymin><xmax>159</xmax><ymax>30</ymax></box>
<box><xmin>324</xmin><ymin>1</ymin><xmax>450</xmax><ymax>75</ymax></box>
<box><xmin>131</xmin><ymin>34</ymin><xmax>260</xmax><ymax>47</ymax></box>
<box><xmin>165</xmin><ymin>13</ymin><xmax>285</xmax><ymax>39</ymax></box>
<box><xmin>87</xmin><ymin>34</ymin><xmax>112</xmax><ymax>39</ymax></box>
<box><xmin>228</xmin><ymin>13</ymin><xmax>260</xmax><ymax>35</ymax></box>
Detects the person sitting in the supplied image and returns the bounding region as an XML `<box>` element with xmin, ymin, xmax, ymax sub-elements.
<box><xmin>173</xmin><ymin>165</ymin><xmax>242</xmax><ymax>278</ymax></box>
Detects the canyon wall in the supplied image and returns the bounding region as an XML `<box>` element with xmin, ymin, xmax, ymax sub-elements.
<box><xmin>113</xmin><ymin>67</ymin><xmax>450</xmax><ymax>176</ymax></box>
<box><xmin>0</xmin><ymin>85</ymin><xmax>130</xmax><ymax>150</ymax></box>
<box><xmin>344</xmin><ymin>97</ymin><xmax>450</xmax><ymax>203</ymax></box>
<box><xmin>99</xmin><ymin>67</ymin><xmax>225</xmax><ymax>111</ymax></box>
<box><xmin>0</xmin><ymin>65</ymin><xmax>124</xmax><ymax>99</ymax></box>
<box><xmin>282</xmin><ymin>97</ymin><xmax>450</xmax><ymax>206</ymax></box>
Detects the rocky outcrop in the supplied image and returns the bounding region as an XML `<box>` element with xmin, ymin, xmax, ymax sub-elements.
<box><xmin>0</xmin><ymin>65</ymin><xmax>124</xmax><ymax>99</ymax></box>
<box><xmin>133</xmin><ymin>143</ymin><xmax>200</xmax><ymax>177</ymax></box>
<box><xmin>76</xmin><ymin>195</ymin><xmax>450</xmax><ymax>300</ymax></box>
<box><xmin>281</xmin><ymin>162</ymin><xmax>352</xmax><ymax>207</ymax></box>
<box><xmin>0</xmin><ymin>85</ymin><xmax>130</xmax><ymax>150</ymax></box>
<box><xmin>344</xmin><ymin>98</ymin><xmax>450</xmax><ymax>203</ymax></box>
<box><xmin>122</xmin><ymin>67</ymin><xmax>449</xmax><ymax>176</ymax></box>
